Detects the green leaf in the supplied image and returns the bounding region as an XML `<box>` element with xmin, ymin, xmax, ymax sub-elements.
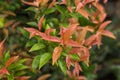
<box><xmin>55</xmin><ymin>5</ymin><xmax>65</xmax><ymax>14</ymax></box>
<box><xmin>3</xmin><ymin>51</ymin><xmax>10</xmax><ymax>64</ymax></box>
<box><xmin>32</xmin><ymin>55</ymin><xmax>41</xmax><ymax>69</ymax></box>
<box><xmin>45</xmin><ymin>7</ymin><xmax>56</xmax><ymax>15</ymax></box>
<box><xmin>13</xmin><ymin>64</ymin><xmax>28</xmax><ymax>71</ymax></box>
<box><xmin>19</xmin><ymin>28</ymin><xmax>29</xmax><ymax>38</ymax></box>
<box><xmin>39</xmin><ymin>53</ymin><xmax>51</xmax><ymax>69</ymax></box>
<box><xmin>70</xmin><ymin>54</ymin><xmax>80</xmax><ymax>61</ymax></box>
<box><xmin>27</xmin><ymin>22</ymin><xmax>38</xmax><ymax>27</ymax></box>
<box><xmin>15</xmin><ymin>71</ymin><xmax>26</xmax><ymax>76</ymax></box>
<box><xmin>58</xmin><ymin>59</ymin><xmax>67</xmax><ymax>75</ymax></box>
<box><xmin>29</xmin><ymin>43</ymin><xmax>45</xmax><ymax>52</ymax></box>
<box><xmin>26</xmin><ymin>40</ymin><xmax>36</xmax><ymax>47</ymax></box>
<box><xmin>25</xmin><ymin>7</ymin><xmax>38</xmax><ymax>13</ymax></box>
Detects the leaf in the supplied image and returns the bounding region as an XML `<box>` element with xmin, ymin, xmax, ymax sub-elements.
<box><xmin>45</xmin><ymin>7</ymin><xmax>56</xmax><ymax>15</ymax></box>
<box><xmin>58</xmin><ymin>59</ymin><xmax>67</xmax><ymax>75</ymax></box>
<box><xmin>25</xmin><ymin>40</ymin><xmax>36</xmax><ymax>47</ymax></box>
<box><xmin>52</xmin><ymin>46</ymin><xmax>62</xmax><ymax>65</ymax></box>
<box><xmin>15</xmin><ymin>76</ymin><xmax>30</xmax><ymax>80</ymax></box>
<box><xmin>0</xmin><ymin>67</ymin><xmax>9</xmax><ymax>76</ymax></box>
<box><xmin>19</xmin><ymin>28</ymin><xmax>29</xmax><ymax>38</ymax></box>
<box><xmin>102</xmin><ymin>30</ymin><xmax>116</xmax><ymax>39</ymax></box>
<box><xmin>0</xmin><ymin>39</ymin><xmax>5</xmax><ymax>57</ymax></box>
<box><xmin>70</xmin><ymin>54</ymin><xmax>80</xmax><ymax>61</ymax></box>
<box><xmin>70</xmin><ymin>12</ymin><xmax>96</xmax><ymax>26</ymax></box>
<box><xmin>99</xmin><ymin>21</ymin><xmax>111</xmax><ymax>30</ymax></box>
<box><xmin>29</xmin><ymin>43</ymin><xmax>45</xmax><ymax>52</ymax></box>
<box><xmin>27</xmin><ymin>22</ymin><xmax>38</xmax><ymax>27</ymax></box>
<box><xmin>37</xmin><ymin>74</ymin><xmax>51</xmax><ymax>80</ymax></box>
<box><xmin>3</xmin><ymin>51</ymin><xmax>10</xmax><ymax>64</ymax></box>
<box><xmin>12</xmin><ymin>64</ymin><xmax>28</xmax><ymax>71</ymax></box>
<box><xmin>55</xmin><ymin>5</ymin><xmax>65</xmax><ymax>14</ymax></box>
<box><xmin>5</xmin><ymin>56</ymin><xmax>19</xmax><ymax>68</ymax></box>
<box><xmin>38</xmin><ymin>15</ymin><xmax>44</xmax><ymax>30</ymax></box>
<box><xmin>32</xmin><ymin>55</ymin><xmax>41</xmax><ymax>69</ymax></box>
<box><xmin>39</xmin><ymin>53</ymin><xmax>51</xmax><ymax>69</ymax></box>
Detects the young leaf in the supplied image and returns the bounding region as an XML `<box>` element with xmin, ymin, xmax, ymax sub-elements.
<box><xmin>0</xmin><ymin>67</ymin><xmax>9</xmax><ymax>76</ymax></box>
<box><xmin>38</xmin><ymin>15</ymin><xmax>44</xmax><ymax>30</ymax></box>
<box><xmin>39</xmin><ymin>53</ymin><xmax>51</xmax><ymax>69</ymax></box>
<box><xmin>52</xmin><ymin>46</ymin><xmax>62</xmax><ymax>65</ymax></box>
<box><xmin>5</xmin><ymin>56</ymin><xmax>19</xmax><ymax>68</ymax></box>
<box><xmin>29</xmin><ymin>43</ymin><xmax>45</xmax><ymax>52</ymax></box>
<box><xmin>0</xmin><ymin>39</ymin><xmax>5</xmax><ymax>57</ymax></box>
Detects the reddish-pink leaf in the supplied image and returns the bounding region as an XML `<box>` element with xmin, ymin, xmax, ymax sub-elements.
<box><xmin>24</xmin><ymin>28</ymin><xmax>44</xmax><ymax>38</ymax></box>
<box><xmin>103</xmin><ymin>0</ymin><xmax>108</xmax><ymax>4</ymax></box>
<box><xmin>76</xmin><ymin>2</ymin><xmax>83</xmax><ymax>12</ymax></box>
<box><xmin>75</xmin><ymin>76</ymin><xmax>87</xmax><ymax>80</ymax></box>
<box><xmin>37</xmin><ymin>74</ymin><xmax>51</xmax><ymax>80</ymax></box>
<box><xmin>5</xmin><ymin>56</ymin><xmax>19</xmax><ymax>68</ymax></box>
<box><xmin>102</xmin><ymin>30</ymin><xmax>116</xmax><ymax>39</ymax></box>
<box><xmin>73</xmin><ymin>62</ymin><xmax>82</xmax><ymax>76</ymax></box>
<box><xmin>15</xmin><ymin>76</ymin><xmax>30</xmax><ymax>80</ymax></box>
<box><xmin>48</xmin><ymin>0</ymin><xmax>56</xmax><ymax>8</ymax></box>
<box><xmin>60</xmin><ymin>0</ymin><xmax>67</xmax><ymax>5</ymax></box>
<box><xmin>15</xmin><ymin>76</ymin><xmax>31</xmax><ymax>80</ymax></box>
<box><xmin>66</xmin><ymin>56</ymin><xmax>71</xmax><ymax>70</ymax></box>
<box><xmin>0</xmin><ymin>39</ymin><xmax>5</xmax><ymax>57</ymax></box>
<box><xmin>0</xmin><ymin>67</ymin><xmax>9</xmax><ymax>76</ymax></box>
<box><xmin>45</xmin><ymin>28</ymin><xmax>54</xmax><ymax>36</ymax></box>
<box><xmin>52</xmin><ymin>46</ymin><xmax>62</xmax><ymax>65</ymax></box>
<box><xmin>85</xmin><ymin>34</ymin><xmax>96</xmax><ymax>46</ymax></box>
<box><xmin>42</xmin><ymin>35</ymin><xmax>61</xmax><ymax>43</ymax></box>
<box><xmin>66</xmin><ymin>39</ymin><xmax>82</xmax><ymax>47</ymax></box>
<box><xmin>38</xmin><ymin>15</ymin><xmax>44</xmax><ymax>30</ymax></box>
<box><xmin>21</xmin><ymin>0</ymin><xmax>38</xmax><ymax>7</ymax></box>
<box><xmin>67</xmin><ymin>6</ymin><xmax>73</xmax><ymax>13</ymax></box>
<box><xmin>96</xmin><ymin>33</ymin><xmax>102</xmax><ymax>48</ymax></box>
<box><xmin>62</xmin><ymin>24</ymin><xmax>78</xmax><ymax>44</ymax></box>
<box><xmin>99</xmin><ymin>21</ymin><xmax>111</xmax><ymax>30</ymax></box>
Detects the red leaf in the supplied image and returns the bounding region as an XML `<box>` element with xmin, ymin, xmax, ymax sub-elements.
<box><xmin>24</xmin><ymin>28</ymin><xmax>44</xmax><ymax>38</ymax></box>
<box><xmin>96</xmin><ymin>33</ymin><xmax>102</xmax><ymax>48</ymax></box>
<box><xmin>85</xmin><ymin>34</ymin><xmax>96</xmax><ymax>46</ymax></box>
<box><xmin>0</xmin><ymin>67</ymin><xmax>9</xmax><ymax>76</ymax></box>
<box><xmin>48</xmin><ymin>0</ymin><xmax>56</xmax><ymax>8</ymax></box>
<box><xmin>66</xmin><ymin>56</ymin><xmax>71</xmax><ymax>70</ymax></box>
<box><xmin>52</xmin><ymin>46</ymin><xmax>62</xmax><ymax>65</ymax></box>
<box><xmin>62</xmin><ymin>24</ymin><xmax>78</xmax><ymax>44</ymax></box>
<box><xmin>21</xmin><ymin>0</ymin><xmax>38</xmax><ymax>7</ymax></box>
<box><xmin>99</xmin><ymin>21</ymin><xmax>111</xmax><ymax>30</ymax></box>
<box><xmin>15</xmin><ymin>76</ymin><xmax>30</xmax><ymax>80</ymax></box>
<box><xmin>45</xmin><ymin>28</ymin><xmax>54</xmax><ymax>36</ymax></box>
<box><xmin>37</xmin><ymin>74</ymin><xmax>51</xmax><ymax>80</ymax></box>
<box><xmin>5</xmin><ymin>56</ymin><xmax>19</xmax><ymax>68</ymax></box>
<box><xmin>42</xmin><ymin>35</ymin><xmax>61</xmax><ymax>43</ymax></box>
<box><xmin>0</xmin><ymin>39</ymin><xmax>5</xmax><ymax>57</ymax></box>
<box><xmin>66</xmin><ymin>39</ymin><xmax>82</xmax><ymax>47</ymax></box>
<box><xmin>102</xmin><ymin>30</ymin><xmax>116</xmax><ymax>39</ymax></box>
<box><xmin>73</xmin><ymin>62</ymin><xmax>82</xmax><ymax>76</ymax></box>
<box><xmin>60</xmin><ymin>0</ymin><xmax>67</xmax><ymax>5</ymax></box>
<box><xmin>76</xmin><ymin>2</ymin><xmax>83</xmax><ymax>12</ymax></box>
<box><xmin>67</xmin><ymin>6</ymin><xmax>73</xmax><ymax>13</ymax></box>
<box><xmin>38</xmin><ymin>15</ymin><xmax>44</xmax><ymax>30</ymax></box>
